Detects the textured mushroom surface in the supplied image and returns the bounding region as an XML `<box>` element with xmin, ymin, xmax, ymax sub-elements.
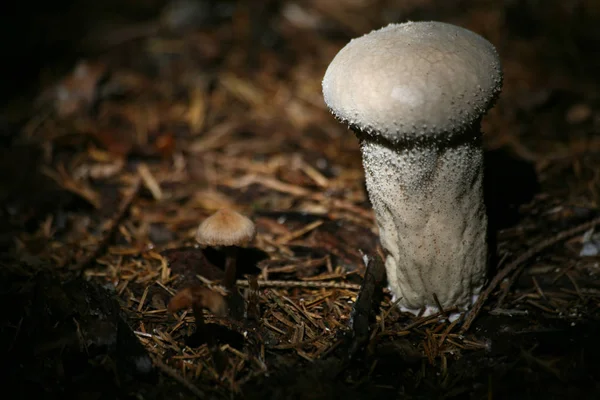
<box><xmin>322</xmin><ymin>21</ymin><xmax>502</xmax><ymax>315</ymax></box>
<box><xmin>360</xmin><ymin>139</ymin><xmax>486</xmax><ymax>314</ymax></box>
<box><xmin>322</xmin><ymin>21</ymin><xmax>502</xmax><ymax>144</ymax></box>
<box><xmin>196</xmin><ymin>208</ymin><xmax>256</xmax><ymax>247</ymax></box>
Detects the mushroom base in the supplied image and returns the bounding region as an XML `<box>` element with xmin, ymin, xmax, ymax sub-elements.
<box><xmin>360</xmin><ymin>138</ymin><xmax>487</xmax><ymax>315</ymax></box>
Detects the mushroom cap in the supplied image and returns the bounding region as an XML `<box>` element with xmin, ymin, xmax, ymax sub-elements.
<box><xmin>168</xmin><ymin>286</ymin><xmax>228</xmax><ymax>317</ymax></box>
<box><xmin>322</xmin><ymin>21</ymin><xmax>503</xmax><ymax>144</ymax></box>
<box><xmin>195</xmin><ymin>208</ymin><xmax>256</xmax><ymax>247</ymax></box>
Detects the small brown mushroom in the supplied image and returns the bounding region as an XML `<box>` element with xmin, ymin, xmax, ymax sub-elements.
<box><xmin>168</xmin><ymin>286</ymin><xmax>228</xmax><ymax>317</ymax></box>
<box><xmin>168</xmin><ymin>285</ymin><xmax>228</xmax><ymax>340</ymax></box>
<box><xmin>195</xmin><ymin>208</ymin><xmax>256</xmax><ymax>289</ymax></box>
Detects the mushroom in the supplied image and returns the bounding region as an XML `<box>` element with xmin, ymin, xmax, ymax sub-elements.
<box><xmin>168</xmin><ymin>286</ymin><xmax>228</xmax><ymax>317</ymax></box>
<box><xmin>195</xmin><ymin>208</ymin><xmax>256</xmax><ymax>289</ymax></box>
<box><xmin>322</xmin><ymin>21</ymin><xmax>503</xmax><ymax>316</ymax></box>
<box><xmin>168</xmin><ymin>285</ymin><xmax>228</xmax><ymax>344</ymax></box>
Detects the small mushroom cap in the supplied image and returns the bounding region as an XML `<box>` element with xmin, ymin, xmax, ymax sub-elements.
<box><xmin>168</xmin><ymin>286</ymin><xmax>228</xmax><ymax>317</ymax></box>
<box><xmin>195</xmin><ymin>208</ymin><xmax>256</xmax><ymax>247</ymax></box>
<box><xmin>322</xmin><ymin>21</ymin><xmax>503</xmax><ymax>143</ymax></box>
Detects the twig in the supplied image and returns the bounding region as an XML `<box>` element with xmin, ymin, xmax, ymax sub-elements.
<box><xmin>432</xmin><ymin>293</ymin><xmax>450</xmax><ymax>323</ymax></box>
<box><xmin>401</xmin><ymin>308</ymin><xmax>458</xmax><ymax>331</ymax></box>
<box><xmin>152</xmin><ymin>356</ymin><xmax>206</xmax><ymax>398</ymax></box>
<box><xmin>347</xmin><ymin>254</ymin><xmax>386</xmax><ymax>359</ymax></box>
<box><xmin>138</xmin><ymin>163</ymin><xmax>163</xmax><ymax>200</ymax></box>
<box><xmin>276</xmin><ymin>220</ymin><xmax>324</xmax><ymax>244</ymax></box>
<box><xmin>495</xmin><ymin>264</ymin><xmax>526</xmax><ymax>307</ymax></box>
<box><xmin>461</xmin><ymin>215</ymin><xmax>600</xmax><ymax>333</ymax></box>
<box><xmin>235</xmin><ymin>278</ymin><xmax>364</xmax><ymax>290</ymax></box>
<box><xmin>71</xmin><ymin>177</ymin><xmax>142</xmax><ymax>272</ymax></box>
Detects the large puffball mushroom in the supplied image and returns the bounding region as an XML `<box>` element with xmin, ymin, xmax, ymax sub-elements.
<box><xmin>195</xmin><ymin>208</ymin><xmax>256</xmax><ymax>289</ymax></box>
<box><xmin>322</xmin><ymin>21</ymin><xmax>503</xmax><ymax>316</ymax></box>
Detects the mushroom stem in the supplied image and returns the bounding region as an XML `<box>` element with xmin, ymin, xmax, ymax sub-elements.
<box><xmin>222</xmin><ymin>247</ymin><xmax>246</xmax><ymax>320</ymax></box>
<box><xmin>359</xmin><ymin>134</ymin><xmax>487</xmax><ymax>314</ymax></box>
<box><xmin>223</xmin><ymin>247</ymin><xmax>239</xmax><ymax>289</ymax></box>
<box><xmin>191</xmin><ymin>302</ymin><xmax>207</xmax><ymax>337</ymax></box>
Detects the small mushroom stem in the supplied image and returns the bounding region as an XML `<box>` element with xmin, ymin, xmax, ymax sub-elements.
<box><xmin>223</xmin><ymin>247</ymin><xmax>239</xmax><ymax>289</ymax></box>
<box><xmin>191</xmin><ymin>302</ymin><xmax>207</xmax><ymax>337</ymax></box>
<box><xmin>360</xmin><ymin>134</ymin><xmax>487</xmax><ymax>315</ymax></box>
<box><xmin>222</xmin><ymin>247</ymin><xmax>246</xmax><ymax>320</ymax></box>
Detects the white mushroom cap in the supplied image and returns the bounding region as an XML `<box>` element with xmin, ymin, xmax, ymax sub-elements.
<box><xmin>322</xmin><ymin>21</ymin><xmax>502</xmax><ymax>143</ymax></box>
<box><xmin>195</xmin><ymin>209</ymin><xmax>256</xmax><ymax>247</ymax></box>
